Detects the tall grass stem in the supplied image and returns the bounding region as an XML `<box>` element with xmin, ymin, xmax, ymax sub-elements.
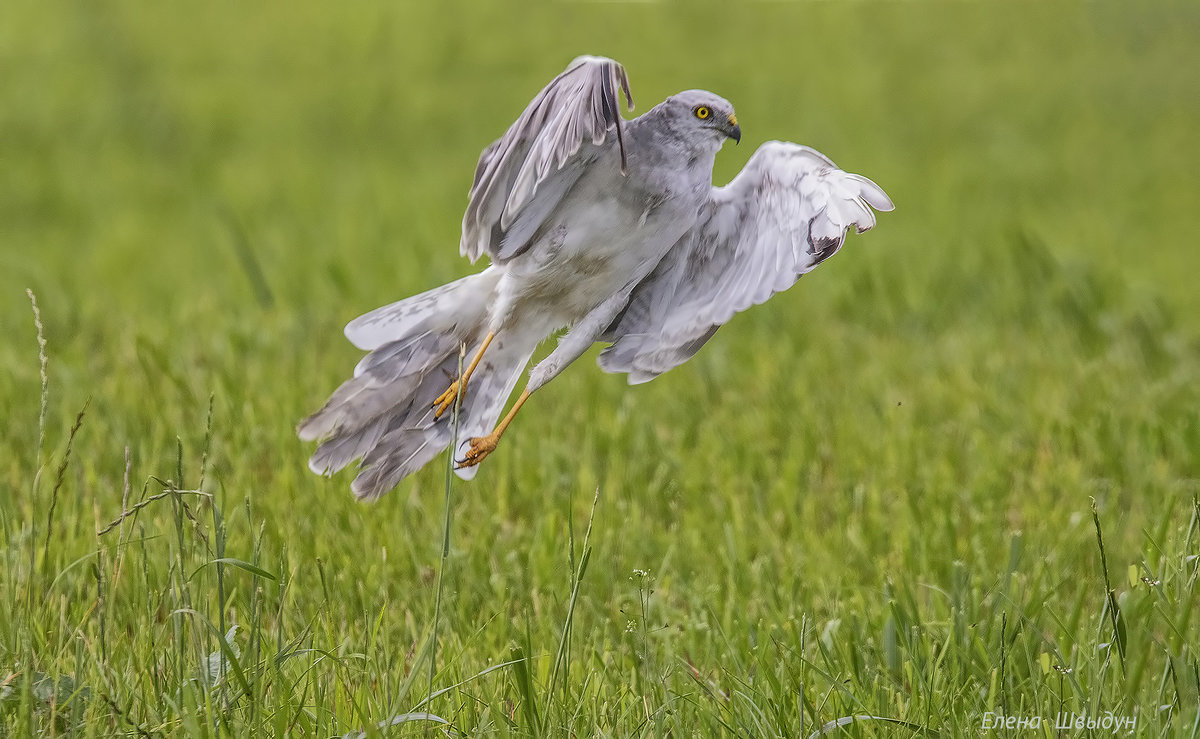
<box><xmin>26</xmin><ymin>288</ymin><xmax>48</xmax><ymax>475</ymax></box>
<box><xmin>1091</xmin><ymin>498</ymin><xmax>1126</xmax><ymax>674</ymax></box>
<box><xmin>428</xmin><ymin>343</ymin><xmax>467</xmax><ymax>711</ymax></box>
<box><xmin>42</xmin><ymin>400</ymin><xmax>89</xmax><ymax>572</ymax></box>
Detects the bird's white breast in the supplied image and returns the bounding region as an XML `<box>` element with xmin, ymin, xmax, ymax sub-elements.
<box><xmin>492</xmin><ymin>175</ymin><xmax>701</xmax><ymax>336</ymax></box>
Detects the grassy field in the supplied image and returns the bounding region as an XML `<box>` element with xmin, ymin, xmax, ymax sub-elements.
<box><xmin>3</xmin><ymin>0</ymin><xmax>1200</xmax><ymax>735</ymax></box>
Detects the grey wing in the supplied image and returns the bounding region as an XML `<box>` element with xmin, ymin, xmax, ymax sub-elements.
<box><xmin>460</xmin><ymin>55</ymin><xmax>634</xmax><ymax>263</ymax></box>
<box><xmin>599</xmin><ymin>141</ymin><xmax>894</xmax><ymax>384</ymax></box>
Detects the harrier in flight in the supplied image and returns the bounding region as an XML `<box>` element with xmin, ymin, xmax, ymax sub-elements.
<box><xmin>300</xmin><ymin>56</ymin><xmax>893</xmax><ymax>499</ymax></box>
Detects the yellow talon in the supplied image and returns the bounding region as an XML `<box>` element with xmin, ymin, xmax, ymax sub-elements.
<box><xmin>432</xmin><ymin>379</ymin><xmax>464</xmax><ymax>419</ymax></box>
<box><xmin>456</xmin><ymin>432</ymin><xmax>500</xmax><ymax>468</ymax></box>
<box><xmin>454</xmin><ymin>387</ymin><xmax>531</xmax><ymax>470</ymax></box>
<box><xmin>432</xmin><ymin>331</ymin><xmax>496</xmax><ymax>420</ymax></box>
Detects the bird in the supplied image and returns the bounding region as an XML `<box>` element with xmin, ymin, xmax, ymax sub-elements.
<box><xmin>298</xmin><ymin>55</ymin><xmax>894</xmax><ymax>500</ymax></box>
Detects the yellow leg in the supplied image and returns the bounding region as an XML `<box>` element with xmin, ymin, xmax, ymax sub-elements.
<box><xmin>456</xmin><ymin>387</ymin><xmax>531</xmax><ymax>468</ymax></box>
<box><xmin>433</xmin><ymin>331</ymin><xmax>495</xmax><ymax>419</ymax></box>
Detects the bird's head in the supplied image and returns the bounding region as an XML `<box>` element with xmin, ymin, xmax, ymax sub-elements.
<box><xmin>664</xmin><ymin>90</ymin><xmax>741</xmax><ymax>148</ymax></box>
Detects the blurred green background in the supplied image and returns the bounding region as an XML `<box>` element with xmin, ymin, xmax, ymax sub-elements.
<box><xmin>4</xmin><ymin>2</ymin><xmax>1198</xmax><ymax>323</ymax></box>
<box><xmin>2</xmin><ymin>0</ymin><xmax>1199</xmax><ymax>734</ymax></box>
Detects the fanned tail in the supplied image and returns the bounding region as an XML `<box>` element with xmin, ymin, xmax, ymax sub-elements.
<box><xmin>348</xmin><ymin>335</ymin><xmax>534</xmax><ymax>498</ymax></box>
<box><xmin>298</xmin><ymin>268</ymin><xmax>533</xmax><ymax>500</ymax></box>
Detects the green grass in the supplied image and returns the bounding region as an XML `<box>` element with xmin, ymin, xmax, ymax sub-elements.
<box><xmin>3</xmin><ymin>0</ymin><xmax>1200</xmax><ymax>735</ymax></box>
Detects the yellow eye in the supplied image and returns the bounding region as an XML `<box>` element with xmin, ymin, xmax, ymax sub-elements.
<box><xmin>695</xmin><ymin>106</ymin><xmax>711</xmax><ymax>120</ymax></box>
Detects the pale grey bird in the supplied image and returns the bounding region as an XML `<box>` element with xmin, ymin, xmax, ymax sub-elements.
<box><xmin>299</xmin><ymin>55</ymin><xmax>894</xmax><ymax>500</ymax></box>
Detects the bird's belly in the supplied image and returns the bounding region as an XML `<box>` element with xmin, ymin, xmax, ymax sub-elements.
<box><xmin>499</xmin><ymin>198</ymin><xmax>693</xmax><ymax>332</ymax></box>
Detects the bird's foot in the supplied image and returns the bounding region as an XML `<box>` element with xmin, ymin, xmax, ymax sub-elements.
<box><xmin>433</xmin><ymin>379</ymin><xmax>466</xmax><ymax>419</ymax></box>
<box><xmin>456</xmin><ymin>432</ymin><xmax>500</xmax><ymax>469</ymax></box>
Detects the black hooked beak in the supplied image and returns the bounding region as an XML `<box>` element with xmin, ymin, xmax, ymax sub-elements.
<box><xmin>726</xmin><ymin>114</ymin><xmax>741</xmax><ymax>144</ymax></box>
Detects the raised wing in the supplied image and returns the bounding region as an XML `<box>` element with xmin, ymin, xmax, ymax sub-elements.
<box><xmin>460</xmin><ymin>56</ymin><xmax>634</xmax><ymax>263</ymax></box>
<box><xmin>599</xmin><ymin>141</ymin><xmax>894</xmax><ymax>384</ymax></box>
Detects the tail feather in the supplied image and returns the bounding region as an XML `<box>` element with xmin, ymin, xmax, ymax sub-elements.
<box><xmin>353</xmin><ymin>330</ymin><xmax>440</xmax><ymax>380</ymax></box>
<box><xmin>307</xmin><ymin>415</ymin><xmax>390</xmax><ymax>476</ymax></box>
<box><xmin>344</xmin><ymin>268</ymin><xmax>501</xmax><ymax>351</ymax></box>
<box><xmin>351</xmin><ymin>429</ymin><xmax>444</xmax><ymax>500</ymax></box>
<box><xmin>297</xmin><ymin>331</ymin><xmax>458</xmax><ymax>444</ymax></box>
<box><xmin>302</xmin><ymin>341</ymin><xmax>455</xmax><ymax>478</ymax></box>
<box><xmin>346</xmin><ymin>353</ymin><xmax>462</xmax><ymax>500</ymax></box>
<box><xmin>347</xmin><ymin>337</ymin><xmax>536</xmax><ymax>499</ymax></box>
<box><xmin>299</xmin><ymin>268</ymin><xmax>537</xmax><ymax>500</ymax></box>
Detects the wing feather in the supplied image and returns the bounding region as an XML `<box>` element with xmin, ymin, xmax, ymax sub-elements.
<box><xmin>460</xmin><ymin>56</ymin><xmax>634</xmax><ymax>263</ymax></box>
<box><xmin>599</xmin><ymin>141</ymin><xmax>893</xmax><ymax>382</ymax></box>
